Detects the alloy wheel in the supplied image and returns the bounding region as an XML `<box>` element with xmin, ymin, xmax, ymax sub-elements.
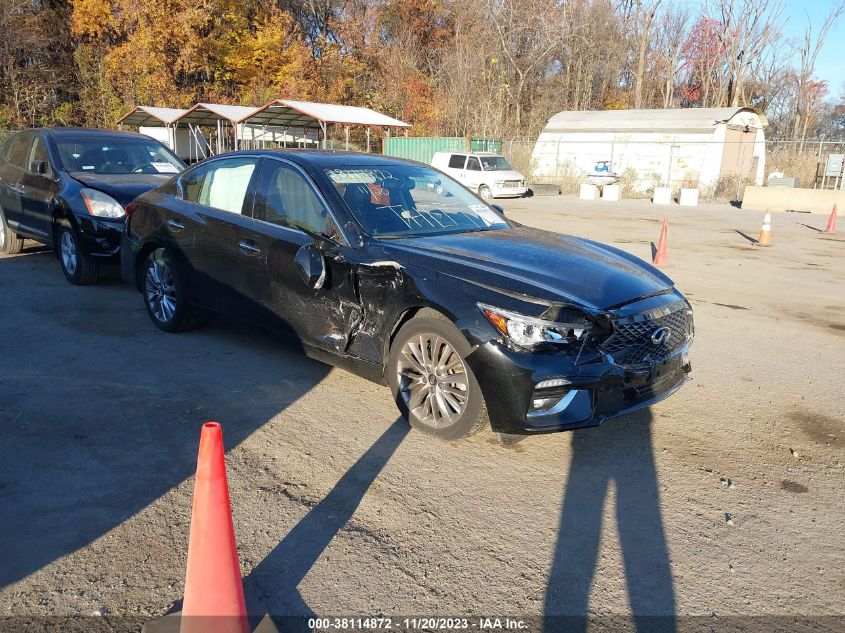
<box><xmin>60</xmin><ymin>231</ymin><xmax>77</xmax><ymax>275</ymax></box>
<box><xmin>145</xmin><ymin>259</ymin><xmax>177</xmax><ymax>324</ymax></box>
<box><xmin>397</xmin><ymin>334</ymin><xmax>468</xmax><ymax>428</ymax></box>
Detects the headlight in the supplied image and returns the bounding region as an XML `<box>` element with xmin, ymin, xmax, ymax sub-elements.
<box><xmin>494</xmin><ymin>180</ymin><xmax>505</xmax><ymax>186</ymax></box>
<box><xmin>479</xmin><ymin>303</ymin><xmax>590</xmax><ymax>348</ymax></box>
<box><xmin>80</xmin><ymin>188</ymin><xmax>125</xmax><ymax>218</ymax></box>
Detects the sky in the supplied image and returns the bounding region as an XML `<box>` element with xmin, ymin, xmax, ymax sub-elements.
<box><xmin>780</xmin><ymin>0</ymin><xmax>845</xmax><ymax>97</ymax></box>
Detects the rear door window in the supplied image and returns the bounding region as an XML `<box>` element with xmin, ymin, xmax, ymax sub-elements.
<box><xmin>5</xmin><ymin>134</ymin><xmax>32</xmax><ymax>169</ymax></box>
<box><xmin>181</xmin><ymin>157</ymin><xmax>258</xmax><ymax>214</ymax></box>
<box><xmin>448</xmin><ymin>154</ymin><xmax>467</xmax><ymax>169</ymax></box>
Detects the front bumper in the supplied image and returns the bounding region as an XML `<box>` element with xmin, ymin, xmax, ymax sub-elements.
<box><xmin>74</xmin><ymin>214</ymin><xmax>124</xmax><ymax>261</ymax></box>
<box><xmin>466</xmin><ymin>340</ymin><xmax>692</xmax><ymax>434</ymax></box>
<box><xmin>490</xmin><ymin>185</ymin><xmax>528</xmax><ymax>198</ymax></box>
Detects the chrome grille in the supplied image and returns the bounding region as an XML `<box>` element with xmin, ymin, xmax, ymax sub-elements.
<box><xmin>602</xmin><ymin>301</ymin><xmax>693</xmax><ymax>368</ymax></box>
<box><xmin>503</xmin><ymin>180</ymin><xmax>522</xmax><ymax>188</ymax></box>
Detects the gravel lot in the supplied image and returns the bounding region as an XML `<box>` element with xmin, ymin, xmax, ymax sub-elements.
<box><xmin>1</xmin><ymin>195</ymin><xmax>843</xmax><ymax>629</ymax></box>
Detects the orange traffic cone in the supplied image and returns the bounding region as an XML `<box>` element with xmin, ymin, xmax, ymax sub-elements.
<box><xmin>824</xmin><ymin>203</ymin><xmax>837</xmax><ymax>234</ymax></box>
<box><xmin>653</xmin><ymin>217</ymin><xmax>668</xmax><ymax>265</ymax></box>
<box><xmin>181</xmin><ymin>422</ymin><xmax>248</xmax><ymax>633</ymax></box>
<box><xmin>757</xmin><ymin>210</ymin><xmax>772</xmax><ymax>246</ymax></box>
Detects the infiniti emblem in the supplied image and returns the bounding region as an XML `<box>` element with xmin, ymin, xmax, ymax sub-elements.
<box><xmin>650</xmin><ymin>326</ymin><xmax>671</xmax><ymax>345</ymax></box>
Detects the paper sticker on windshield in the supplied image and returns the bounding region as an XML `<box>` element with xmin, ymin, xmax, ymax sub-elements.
<box><xmin>470</xmin><ymin>204</ymin><xmax>501</xmax><ymax>226</ymax></box>
<box><xmin>151</xmin><ymin>162</ymin><xmax>179</xmax><ymax>174</ymax></box>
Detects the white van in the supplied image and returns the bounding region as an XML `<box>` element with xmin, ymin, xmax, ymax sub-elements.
<box><xmin>431</xmin><ymin>151</ymin><xmax>527</xmax><ymax>200</ymax></box>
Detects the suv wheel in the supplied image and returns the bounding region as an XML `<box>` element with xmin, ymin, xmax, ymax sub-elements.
<box><xmin>57</xmin><ymin>222</ymin><xmax>98</xmax><ymax>285</ymax></box>
<box><xmin>388</xmin><ymin>316</ymin><xmax>489</xmax><ymax>440</ymax></box>
<box><xmin>142</xmin><ymin>248</ymin><xmax>193</xmax><ymax>332</ymax></box>
<box><xmin>478</xmin><ymin>184</ymin><xmax>492</xmax><ymax>201</ymax></box>
<box><xmin>0</xmin><ymin>205</ymin><xmax>24</xmax><ymax>255</ymax></box>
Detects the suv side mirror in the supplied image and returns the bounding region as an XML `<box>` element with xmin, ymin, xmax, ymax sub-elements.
<box><xmin>294</xmin><ymin>242</ymin><xmax>327</xmax><ymax>289</ymax></box>
<box><xmin>491</xmin><ymin>203</ymin><xmax>505</xmax><ymax>216</ymax></box>
<box><xmin>30</xmin><ymin>160</ymin><xmax>47</xmax><ymax>175</ymax></box>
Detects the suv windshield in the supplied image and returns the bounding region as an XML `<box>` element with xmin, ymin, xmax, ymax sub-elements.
<box><xmin>55</xmin><ymin>138</ymin><xmax>184</xmax><ymax>175</ymax></box>
<box><xmin>325</xmin><ymin>164</ymin><xmax>509</xmax><ymax>238</ymax></box>
<box><xmin>478</xmin><ymin>156</ymin><xmax>513</xmax><ymax>171</ymax></box>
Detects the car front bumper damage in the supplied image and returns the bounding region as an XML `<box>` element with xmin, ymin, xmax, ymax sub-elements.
<box><xmin>466</xmin><ymin>339</ymin><xmax>692</xmax><ymax>435</ymax></box>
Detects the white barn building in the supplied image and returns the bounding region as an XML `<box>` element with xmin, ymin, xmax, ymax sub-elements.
<box><xmin>530</xmin><ymin>107</ymin><xmax>768</xmax><ymax>192</ymax></box>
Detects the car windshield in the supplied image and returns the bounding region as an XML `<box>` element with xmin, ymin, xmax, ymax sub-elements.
<box><xmin>55</xmin><ymin>138</ymin><xmax>184</xmax><ymax>175</ymax></box>
<box><xmin>325</xmin><ymin>164</ymin><xmax>509</xmax><ymax>238</ymax></box>
<box><xmin>479</xmin><ymin>156</ymin><xmax>512</xmax><ymax>171</ymax></box>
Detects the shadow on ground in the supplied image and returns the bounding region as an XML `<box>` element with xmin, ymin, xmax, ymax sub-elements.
<box><xmin>544</xmin><ymin>409</ymin><xmax>676</xmax><ymax>632</ymax></box>
<box><xmin>0</xmin><ymin>250</ymin><xmax>332</xmax><ymax>589</ymax></box>
<box><xmin>244</xmin><ymin>418</ymin><xmax>409</xmax><ymax>627</ymax></box>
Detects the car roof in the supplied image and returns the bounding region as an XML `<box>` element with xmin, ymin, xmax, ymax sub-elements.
<box><xmin>433</xmin><ymin>150</ymin><xmax>500</xmax><ymax>156</ymax></box>
<box><xmin>217</xmin><ymin>149</ymin><xmax>427</xmax><ymax>169</ymax></box>
<box><xmin>39</xmin><ymin>127</ymin><xmax>154</xmax><ymax>140</ymax></box>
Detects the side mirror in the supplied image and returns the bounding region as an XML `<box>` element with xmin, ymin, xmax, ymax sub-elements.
<box><xmin>491</xmin><ymin>203</ymin><xmax>505</xmax><ymax>215</ymax></box>
<box><xmin>294</xmin><ymin>243</ymin><xmax>327</xmax><ymax>289</ymax></box>
<box><xmin>30</xmin><ymin>160</ymin><xmax>47</xmax><ymax>175</ymax></box>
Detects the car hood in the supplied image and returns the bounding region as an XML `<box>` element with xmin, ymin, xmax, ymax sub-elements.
<box><xmin>378</xmin><ymin>226</ymin><xmax>675</xmax><ymax>311</ymax></box>
<box><xmin>485</xmin><ymin>169</ymin><xmax>524</xmax><ymax>181</ymax></box>
<box><xmin>70</xmin><ymin>172</ymin><xmax>172</xmax><ymax>207</ymax></box>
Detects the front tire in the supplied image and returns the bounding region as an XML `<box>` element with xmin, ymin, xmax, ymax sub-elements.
<box><xmin>0</xmin><ymin>205</ymin><xmax>24</xmax><ymax>255</ymax></box>
<box><xmin>478</xmin><ymin>184</ymin><xmax>493</xmax><ymax>201</ymax></box>
<box><xmin>142</xmin><ymin>248</ymin><xmax>193</xmax><ymax>332</ymax></box>
<box><xmin>57</xmin><ymin>222</ymin><xmax>98</xmax><ymax>285</ymax></box>
<box><xmin>388</xmin><ymin>316</ymin><xmax>488</xmax><ymax>440</ymax></box>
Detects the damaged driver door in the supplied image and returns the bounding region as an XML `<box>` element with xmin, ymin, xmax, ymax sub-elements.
<box><xmin>235</xmin><ymin>158</ymin><xmax>362</xmax><ymax>353</ymax></box>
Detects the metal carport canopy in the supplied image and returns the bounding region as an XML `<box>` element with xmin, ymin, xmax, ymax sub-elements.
<box><xmin>175</xmin><ymin>103</ymin><xmax>261</xmax><ymax>126</ymax></box>
<box><xmin>116</xmin><ymin>106</ymin><xmax>189</xmax><ymax>127</ymax></box>
<box><xmin>240</xmin><ymin>99</ymin><xmax>411</xmax><ymax>129</ymax></box>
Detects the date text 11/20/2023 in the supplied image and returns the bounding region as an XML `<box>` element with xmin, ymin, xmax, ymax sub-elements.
<box><xmin>307</xmin><ymin>617</ymin><xmax>528</xmax><ymax>630</ymax></box>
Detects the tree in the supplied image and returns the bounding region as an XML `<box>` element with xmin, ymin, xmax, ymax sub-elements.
<box><xmin>652</xmin><ymin>4</ymin><xmax>690</xmax><ymax>108</ymax></box>
<box><xmin>792</xmin><ymin>1</ymin><xmax>845</xmax><ymax>142</ymax></box>
<box><xmin>629</xmin><ymin>0</ymin><xmax>662</xmax><ymax>109</ymax></box>
<box><xmin>480</xmin><ymin>0</ymin><xmax>569</xmax><ymax>128</ymax></box>
<box><xmin>716</xmin><ymin>0</ymin><xmax>784</xmax><ymax>107</ymax></box>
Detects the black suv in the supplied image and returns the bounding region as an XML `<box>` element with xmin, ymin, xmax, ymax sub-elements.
<box><xmin>0</xmin><ymin>128</ymin><xmax>185</xmax><ymax>284</ymax></box>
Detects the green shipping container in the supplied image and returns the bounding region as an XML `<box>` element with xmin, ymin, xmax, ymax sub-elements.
<box><xmin>383</xmin><ymin>137</ymin><xmax>502</xmax><ymax>165</ymax></box>
<box><xmin>470</xmin><ymin>138</ymin><xmax>502</xmax><ymax>153</ymax></box>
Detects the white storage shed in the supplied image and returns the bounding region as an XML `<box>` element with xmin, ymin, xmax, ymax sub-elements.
<box><xmin>530</xmin><ymin>107</ymin><xmax>768</xmax><ymax>192</ymax></box>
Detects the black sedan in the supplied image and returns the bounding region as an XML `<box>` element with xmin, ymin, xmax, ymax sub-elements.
<box><xmin>121</xmin><ymin>150</ymin><xmax>693</xmax><ymax>440</ymax></box>
<box><xmin>0</xmin><ymin>128</ymin><xmax>185</xmax><ymax>284</ymax></box>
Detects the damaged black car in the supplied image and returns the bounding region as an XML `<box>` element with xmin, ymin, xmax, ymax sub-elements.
<box><xmin>121</xmin><ymin>151</ymin><xmax>693</xmax><ymax>440</ymax></box>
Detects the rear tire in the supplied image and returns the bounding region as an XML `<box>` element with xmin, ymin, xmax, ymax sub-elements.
<box><xmin>0</xmin><ymin>205</ymin><xmax>24</xmax><ymax>255</ymax></box>
<box><xmin>142</xmin><ymin>248</ymin><xmax>194</xmax><ymax>332</ymax></box>
<box><xmin>388</xmin><ymin>315</ymin><xmax>488</xmax><ymax>440</ymax></box>
<box><xmin>56</xmin><ymin>222</ymin><xmax>98</xmax><ymax>285</ymax></box>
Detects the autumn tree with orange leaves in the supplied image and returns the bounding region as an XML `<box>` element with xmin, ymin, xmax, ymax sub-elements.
<box><xmin>0</xmin><ymin>0</ymin><xmax>843</xmax><ymax>141</ymax></box>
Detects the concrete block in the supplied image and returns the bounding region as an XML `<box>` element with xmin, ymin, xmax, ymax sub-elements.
<box><xmin>679</xmin><ymin>188</ymin><xmax>699</xmax><ymax>206</ymax></box>
<box><xmin>653</xmin><ymin>187</ymin><xmax>672</xmax><ymax>205</ymax></box>
<box><xmin>579</xmin><ymin>183</ymin><xmax>599</xmax><ymax>200</ymax></box>
<box><xmin>601</xmin><ymin>184</ymin><xmax>621</xmax><ymax>201</ymax></box>
<box><xmin>742</xmin><ymin>185</ymin><xmax>845</xmax><ymax>214</ymax></box>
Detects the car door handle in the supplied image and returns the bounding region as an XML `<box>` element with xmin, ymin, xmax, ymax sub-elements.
<box><xmin>167</xmin><ymin>219</ymin><xmax>185</xmax><ymax>232</ymax></box>
<box><xmin>238</xmin><ymin>240</ymin><xmax>261</xmax><ymax>254</ymax></box>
